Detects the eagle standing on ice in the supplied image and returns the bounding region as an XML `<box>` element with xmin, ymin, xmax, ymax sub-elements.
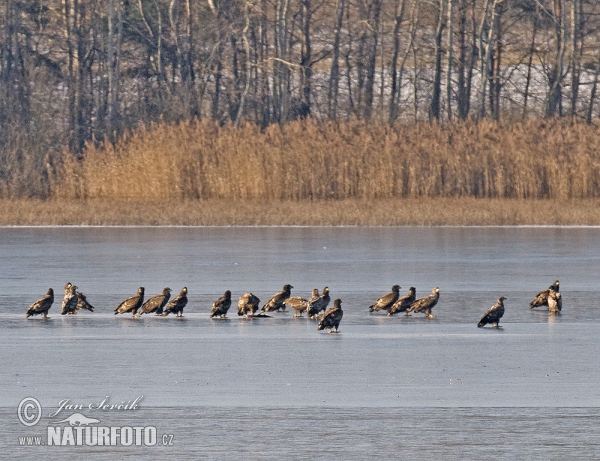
<box><xmin>114</xmin><ymin>287</ymin><xmax>145</xmax><ymax>318</ymax></box>
<box><xmin>75</xmin><ymin>288</ymin><xmax>95</xmax><ymax>313</ymax></box>
<box><xmin>285</xmin><ymin>294</ymin><xmax>311</xmax><ymax>317</ymax></box>
<box><xmin>548</xmin><ymin>290</ymin><xmax>562</xmax><ymax>313</ymax></box>
<box><xmin>388</xmin><ymin>287</ymin><xmax>416</xmax><ymax>316</ymax></box>
<box><xmin>238</xmin><ymin>293</ymin><xmax>260</xmax><ymax>317</ymax></box>
<box><xmin>162</xmin><ymin>287</ymin><xmax>188</xmax><ymax>317</ymax></box>
<box><xmin>477</xmin><ymin>296</ymin><xmax>506</xmax><ymax>328</ymax></box>
<box><xmin>139</xmin><ymin>287</ymin><xmax>172</xmax><ymax>316</ymax></box>
<box><xmin>210</xmin><ymin>290</ymin><xmax>232</xmax><ymax>318</ymax></box>
<box><xmin>530</xmin><ymin>280</ymin><xmax>560</xmax><ymax>309</ymax></box>
<box><xmin>308</xmin><ymin>287</ymin><xmax>330</xmax><ymax>319</ymax></box>
<box><xmin>25</xmin><ymin>288</ymin><xmax>54</xmax><ymax>319</ymax></box>
<box><xmin>318</xmin><ymin>299</ymin><xmax>344</xmax><ymax>333</ymax></box>
<box><xmin>408</xmin><ymin>287</ymin><xmax>440</xmax><ymax>319</ymax></box>
<box><xmin>61</xmin><ymin>282</ymin><xmax>79</xmax><ymax>315</ymax></box>
<box><xmin>260</xmin><ymin>284</ymin><xmax>293</xmax><ymax>313</ymax></box>
<box><xmin>368</xmin><ymin>285</ymin><xmax>400</xmax><ymax>313</ymax></box>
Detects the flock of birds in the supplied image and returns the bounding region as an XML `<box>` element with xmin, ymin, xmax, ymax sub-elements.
<box><xmin>23</xmin><ymin>280</ymin><xmax>563</xmax><ymax>333</ymax></box>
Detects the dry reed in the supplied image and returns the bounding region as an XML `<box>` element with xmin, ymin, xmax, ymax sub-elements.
<box><xmin>51</xmin><ymin>119</ymin><xmax>600</xmax><ymax>203</ymax></box>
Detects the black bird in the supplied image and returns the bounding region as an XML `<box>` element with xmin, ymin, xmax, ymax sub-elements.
<box><xmin>308</xmin><ymin>287</ymin><xmax>331</xmax><ymax>319</ymax></box>
<box><xmin>115</xmin><ymin>287</ymin><xmax>145</xmax><ymax>318</ymax></box>
<box><xmin>318</xmin><ymin>299</ymin><xmax>344</xmax><ymax>333</ymax></box>
<box><xmin>408</xmin><ymin>287</ymin><xmax>440</xmax><ymax>319</ymax></box>
<box><xmin>139</xmin><ymin>287</ymin><xmax>172</xmax><ymax>316</ymax></box>
<box><xmin>530</xmin><ymin>280</ymin><xmax>560</xmax><ymax>309</ymax></box>
<box><xmin>548</xmin><ymin>291</ymin><xmax>562</xmax><ymax>314</ymax></box>
<box><xmin>388</xmin><ymin>287</ymin><xmax>416</xmax><ymax>316</ymax></box>
<box><xmin>368</xmin><ymin>285</ymin><xmax>400</xmax><ymax>313</ymax></box>
<box><xmin>285</xmin><ymin>295</ymin><xmax>311</xmax><ymax>317</ymax></box>
<box><xmin>477</xmin><ymin>296</ymin><xmax>507</xmax><ymax>328</ymax></box>
<box><xmin>238</xmin><ymin>292</ymin><xmax>261</xmax><ymax>317</ymax></box>
<box><xmin>260</xmin><ymin>284</ymin><xmax>293</xmax><ymax>313</ymax></box>
<box><xmin>162</xmin><ymin>287</ymin><xmax>188</xmax><ymax>317</ymax></box>
<box><xmin>210</xmin><ymin>290</ymin><xmax>232</xmax><ymax>318</ymax></box>
<box><xmin>75</xmin><ymin>289</ymin><xmax>95</xmax><ymax>313</ymax></box>
<box><xmin>61</xmin><ymin>282</ymin><xmax>79</xmax><ymax>315</ymax></box>
<box><xmin>26</xmin><ymin>288</ymin><xmax>54</xmax><ymax>319</ymax></box>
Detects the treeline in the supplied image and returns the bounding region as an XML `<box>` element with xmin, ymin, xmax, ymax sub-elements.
<box><xmin>51</xmin><ymin>119</ymin><xmax>600</xmax><ymax>201</ymax></box>
<box><xmin>2</xmin><ymin>0</ymin><xmax>600</xmax><ymax>197</ymax></box>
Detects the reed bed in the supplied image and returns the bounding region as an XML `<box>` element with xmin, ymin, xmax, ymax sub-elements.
<box><xmin>2</xmin><ymin>118</ymin><xmax>596</xmax><ymax>225</ymax></box>
<box><xmin>52</xmin><ymin>119</ymin><xmax>600</xmax><ymax>203</ymax></box>
<box><xmin>2</xmin><ymin>198</ymin><xmax>600</xmax><ymax>226</ymax></box>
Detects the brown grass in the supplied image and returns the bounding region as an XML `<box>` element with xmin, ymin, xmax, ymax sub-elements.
<box><xmin>51</xmin><ymin>119</ymin><xmax>600</xmax><ymax>203</ymax></box>
<box><xmin>1</xmin><ymin>198</ymin><xmax>600</xmax><ymax>226</ymax></box>
<box><xmin>2</xmin><ymin>119</ymin><xmax>598</xmax><ymax>226</ymax></box>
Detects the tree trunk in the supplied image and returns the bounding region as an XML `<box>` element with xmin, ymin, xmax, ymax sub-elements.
<box><xmin>547</xmin><ymin>0</ymin><xmax>566</xmax><ymax>117</ymax></box>
<box><xmin>389</xmin><ymin>0</ymin><xmax>407</xmax><ymax>124</ymax></box>
<box><xmin>428</xmin><ymin>0</ymin><xmax>444</xmax><ymax>121</ymax></box>
<box><xmin>299</xmin><ymin>0</ymin><xmax>312</xmax><ymax>118</ymax></box>
<box><xmin>523</xmin><ymin>4</ymin><xmax>538</xmax><ymax>119</ymax></box>
<box><xmin>445</xmin><ymin>0</ymin><xmax>454</xmax><ymax>120</ymax></box>
<box><xmin>363</xmin><ymin>0</ymin><xmax>382</xmax><ymax>120</ymax></box>
<box><xmin>275</xmin><ymin>0</ymin><xmax>290</xmax><ymax>123</ymax></box>
<box><xmin>327</xmin><ymin>0</ymin><xmax>344</xmax><ymax>120</ymax></box>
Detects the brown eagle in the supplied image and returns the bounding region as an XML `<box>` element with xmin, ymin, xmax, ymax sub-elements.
<box><xmin>285</xmin><ymin>295</ymin><xmax>311</xmax><ymax>317</ymax></box>
<box><xmin>318</xmin><ymin>299</ymin><xmax>344</xmax><ymax>333</ymax></box>
<box><xmin>368</xmin><ymin>285</ymin><xmax>400</xmax><ymax>313</ymax></box>
<box><xmin>75</xmin><ymin>289</ymin><xmax>95</xmax><ymax>313</ymax></box>
<box><xmin>408</xmin><ymin>287</ymin><xmax>440</xmax><ymax>319</ymax></box>
<box><xmin>530</xmin><ymin>280</ymin><xmax>560</xmax><ymax>309</ymax></box>
<box><xmin>162</xmin><ymin>287</ymin><xmax>188</xmax><ymax>317</ymax></box>
<box><xmin>210</xmin><ymin>290</ymin><xmax>232</xmax><ymax>318</ymax></box>
<box><xmin>139</xmin><ymin>287</ymin><xmax>172</xmax><ymax>316</ymax></box>
<box><xmin>260</xmin><ymin>284</ymin><xmax>293</xmax><ymax>313</ymax></box>
<box><xmin>388</xmin><ymin>287</ymin><xmax>416</xmax><ymax>316</ymax></box>
<box><xmin>308</xmin><ymin>287</ymin><xmax>330</xmax><ymax>319</ymax></box>
<box><xmin>26</xmin><ymin>288</ymin><xmax>54</xmax><ymax>319</ymax></box>
<box><xmin>61</xmin><ymin>282</ymin><xmax>79</xmax><ymax>315</ymax></box>
<box><xmin>115</xmin><ymin>287</ymin><xmax>145</xmax><ymax>318</ymax></box>
<box><xmin>238</xmin><ymin>292</ymin><xmax>261</xmax><ymax>317</ymax></box>
<box><xmin>548</xmin><ymin>291</ymin><xmax>562</xmax><ymax>314</ymax></box>
<box><xmin>477</xmin><ymin>296</ymin><xmax>506</xmax><ymax>328</ymax></box>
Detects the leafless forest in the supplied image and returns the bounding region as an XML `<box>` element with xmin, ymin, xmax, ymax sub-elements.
<box><xmin>2</xmin><ymin>0</ymin><xmax>600</xmax><ymax>199</ymax></box>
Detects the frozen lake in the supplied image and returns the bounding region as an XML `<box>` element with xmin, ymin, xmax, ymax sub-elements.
<box><xmin>1</xmin><ymin>227</ymin><xmax>600</xmax><ymax>459</ymax></box>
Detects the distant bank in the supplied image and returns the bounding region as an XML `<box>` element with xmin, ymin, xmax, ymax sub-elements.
<box><xmin>3</xmin><ymin>119</ymin><xmax>600</xmax><ymax>225</ymax></box>
<box><xmin>1</xmin><ymin>198</ymin><xmax>599</xmax><ymax>226</ymax></box>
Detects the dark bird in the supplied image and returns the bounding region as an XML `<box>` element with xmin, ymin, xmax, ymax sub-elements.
<box><xmin>114</xmin><ymin>287</ymin><xmax>145</xmax><ymax>318</ymax></box>
<box><xmin>61</xmin><ymin>282</ymin><xmax>79</xmax><ymax>315</ymax></box>
<box><xmin>162</xmin><ymin>287</ymin><xmax>188</xmax><ymax>317</ymax></box>
<box><xmin>260</xmin><ymin>284</ymin><xmax>293</xmax><ymax>313</ymax></box>
<box><xmin>548</xmin><ymin>291</ymin><xmax>562</xmax><ymax>314</ymax></box>
<box><xmin>210</xmin><ymin>290</ymin><xmax>232</xmax><ymax>318</ymax></box>
<box><xmin>75</xmin><ymin>289</ymin><xmax>95</xmax><ymax>313</ymax></box>
<box><xmin>408</xmin><ymin>287</ymin><xmax>440</xmax><ymax>319</ymax></box>
<box><xmin>139</xmin><ymin>287</ymin><xmax>172</xmax><ymax>316</ymax></box>
<box><xmin>285</xmin><ymin>295</ymin><xmax>310</xmax><ymax>317</ymax></box>
<box><xmin>26</xmin><ymin>288</ymin><xmax>54</xmax><ymax>319</ymax></box>
<box><xmin>238</xmin><ymin>292</ymin><xmax>261</xmax><ymax>317</ymax></box>
<box><xmin>388</xmin><ymin>287</ymin><xmax>416</xmax><ymax>316</ymax></box>
<box><xmin>308</xmin><ymin>287</ymin><xmax>330</xmax><ymax>319</ymax></box>
<box><xmin>368</xmin><ymin>285</ymin><xmax>400</xmax><ymax>313</ymax></box>
<box><xmin>318</xmin><ymin>299</ymin><xmax>344</xmax><ymax>333</ymax></box>
<box><xmin>477</xmin><ymin>296</ymin><xmax>507</xmax><ymax>328</ymax></box>
<box><xmin>530</xmin><ymin>280</ymin><xmax>560</xmax><ymax>309</ymax></box>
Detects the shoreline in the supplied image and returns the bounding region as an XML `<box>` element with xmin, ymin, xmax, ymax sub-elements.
<box><xmin>2</xmin><ymin>198</ymin><xmax>600</xmax><ymax>226</ymax></box>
